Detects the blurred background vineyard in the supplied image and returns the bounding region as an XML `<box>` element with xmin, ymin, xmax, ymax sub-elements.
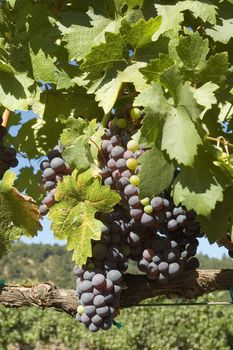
<box><xmin>1</xmin><ymin>243</ymin><xmax>233</xmax><ymax>350</ymax></box>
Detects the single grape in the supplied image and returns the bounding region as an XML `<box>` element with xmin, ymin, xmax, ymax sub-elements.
<box><xmin>42</xmin><ymin>195</ymin><xmax>55</xmax><ymax>207</ymax></box>
<box><xmin>143</xmin><ymin>249</ymin><xmax>155</xmax><ymax>262</ymax></box>
<box><xmin>124</xmin><ymin>184</ymin><xmax>138</xmax><ymax>197</ymax></box>
<box><xmin>92</xmin><ymin>244</ymin><xmax>108</xmax><ymax>261</ymax></box>
<box><xmin>141</xmin><ymin>197</ymin><xmax>150</xmax><ymax>206</ymax></box>
<box><xmin>104</xmin><ymin>177</ymin><xmax>114</xmax><ymax>186</ymax></box>
<box><xmin>144</xmin><ymin>205</ymin><xmax>153</xmax><ymax>214</ymax></box>
<box><xmin>96</xmin><ymin>306</ymin><xmax>110</xmax><ymax>317</ymax></box>
<box><xmin>111</xmin><ymin>146</ymin><xmax>125</xmax><ymax>159</ymax></box>
<box><xmin>39</xmin><ymin>204</ymin><xmax>48</xmax><ymax>216</ymax></box>
<box><xmin>91</xmin><ymin>314</ymin><xmax>103</xmax><ymax>326</ymax></box>
<box><xmin>130</xmin><ymin>208</ymin><xmax>143</xmax><ymax>219</ymax></box>
<box><xmin>121</xmin><ymin>169</ymin><xmax>132</xmax><ymax>178</ymax></box>
<box><xmin>105</xmin><ymin>279</ymin><xmax>114</xmax><ymax>292</ymax></box>
<box><xmin>50</xmin><ymin>157</ymin><xmax>65</xmax><ymax>172</ymax></box>
<box><xmin>141</xmin><ymin>213</ymin><xmax>154</xmax><ymax>225</ymax></box>
<box><xmin>168</xmin><ymin>262</ymin><xmax>181</xmax><ymax>276</ymax></box>
<box><xmin>85</xmin><ymin>305</ymin><xmax>96</xmax><ymax>317</ymax></box>
<box><xmin>116</xmin><ymin>158</ymin><xmax>127</xmax><ymax>170</ymax></box>
<box><xmin>83</xmin><ymin>270</ymin><xmax>95</xmax><ymax>281</ymax></box>
<box><xmin>127</xmin><ymin>231</ymin><xmax>141</xmax><ymax>246</ymax></box>
<box><xmin>151</xmin><ymin>197</ymin><xmax>164</xmax><ymax>211</ymax></box>
<box><xmin>40</xmin><ymin>160</ymin><xmax>50</xmax><ymax>171</ymax></box>
<box><xmin>81</xmin><ymin>313</ymin><xmax>91</xmax><ymax>326</ymax></box>
<box><xmin>127</xmin><ymin>140</ymin><xmax>139</xmax><ymax>152</ymax></box>
<box><xmin>43</xmin><ymin>168</ymin><xmax>56</xmax><ymax>181</ymax></box>
<box><xmin>77</xmin><ymin>305</ymin><xmax>85</xmax><ymax>315</ymax></box>
<box><xmin>126</xmin><ymin>158</ymin><xmax>138</xmax><ymax>170</ymax></box>
<box><xmin>130</xmin><ymin>175</ymin><xmax>140</xmax><ymax>186</ymax></box>
<box><xmin>107</xmin><ymin>158</ymin><xmax>117</xmax><ymax>171</ymax></box>
<box><xmin>107</xmin><ymin>270</ymin><xmax>122</xmax><ymax>284</ymax></box>
<box><xmin>116</xmin><ymin>118</ymin><xmax>127</xmax><ymax>128</ymax></box>
<box><xmin>167</xmin><ymin>219</ymin><xmax>179</xmax><ymax>231</ymax></box>
<box><xmin>78</xmin><ymin>280</ymin><xmax>93</xmax><ymax>293</ymax></box>
<box><xmin>93</xmin><ymin>295</ymin><xmax>105</xmax><ymax>307</ymax></box>
<box><xmin>80</xmin><ymin>293</ymin><xmax>94</xmax><ymax>305</ymax></box>
<box><xmin>110</xmin><ymin>135</ymin><xmax>121</xmax><ymax>146</ymax></box>
<box><xmin>128</xmin><ymin>195</ymin><xmax>140</xmax><ymax>208</ymax></box>
<box><xmin>92</xmin><ymin>274</ymin><xmax>106</xmax><ymax>289</ymax></box>
<box><xmin>123</xmin><ymin>150</ymin><xmax>134</xmax><ymax>160</ymax></box>
<box><xmin>130</xmin><ymin>107</ymin><xmax>142</xmax><ymax>121</ymax></box>
<box><xmin>138</xmin><ymin>259</ymin><xmax>149</xmax><ymax>272</ymax></box>
<box><xmin>44</xmin><ymin>181</ymin><xmax>56</xmax><ymax>190</ymax></box>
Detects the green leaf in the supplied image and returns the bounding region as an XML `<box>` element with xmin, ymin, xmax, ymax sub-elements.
<box><xmin>122</xmin><ymin>17</ymin><xmax>162</xmax><ymax>52</ymax></box>
<box><xmin>48</xmin><ymin>169</ymin><xmax>121</xmax><ymax>265</ymax></box>
<box><xmin>173</xmin><ymin>153</ymin><xmax>226</xmax><ymax>217</ymax></box>
<box><xmin>139</xmin><ymin>54</ymin><xmax>174</xmax><ymax>83</ymax></box>
<box><xmin>0</xmin><ymin>72</ymin><xmax>34</xmax><ymax>111</ymax></box>
<box><xmin>206</xmin><ymin>19</ymin><xmax>233</xmax><ymax>44</ymax></box>
<box><xmin>92</xmin><ymin>62</ymin><xmax>148</xmax><ymax>113</ymax></box>
<box><xmin>197</xmin><ymin>53</ymin><xmax>228</xmax><ymax>84</ymax></box>
<box><xmin>125</xmin><ymin>0</ymin><xmax>144</xmax><ymax>8</ymax></box>
<box><xmin>134</xmin><ymin>84</ymin><xmax>170</xmax><ymax>146</ymax></box>
<box><xmin>136</xmin><ymin>83</ymin><xmax>203</xmax><ymax>165</ymax></box>
<box><xmin>176</xmin><ymin>32</ymin><xmax>209</xmax><ymax>71</ymax></box>
<box><xmin>81</xmin><ymin>32</ymin><xmax>125</xmax><ymax>79</ymax></box>
<box><xmin>0</xmin><ymin>171</ymin><xmax>41</xmax><ymax>257</ymax></box>
<box><xmin>61</xmin><ymin>118</ymin><xmax>101</xmax><ymax>171</ymax></box>
<box><xmin>161</xmin><ymin>105</ymin><xmax>202</xmax><ymax>166</ymax></box>
<box><xmin>139</xmin><ymin>147</ymin><xmax>175</xmax><ymax>198</ymax></box>
<box><xmin>182</xmin><ymin>0</ymin><xmax>217</xmax><ymax>25</ymax></box>
<box><xmin>15</xmin><ymin>167</ymin><xmax>42</xmax><ymax>200</ymax></box>
<box><xmin>29</xmin><ymin>47</ymin><xmax>57</xmax><ymax>83</ymax></box>
<box><xmin>198</xmin><ymin>187</ymin><xmax>233</xmax><ymax>243</ymax></box>
<box><xmin>62</xmin><ymin>9</ymin><xmax>122</xmax><ymax>61</ymax></box>
<box><xmin>192</xmin><ymin>82</ymin><xmax>218</xmax><ymax>119</ymax></box>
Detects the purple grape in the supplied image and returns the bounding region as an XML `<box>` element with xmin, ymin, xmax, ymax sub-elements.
<box><xmin>43</xmin><ymin>167</ymin><xmax>56</xmax><ymax>180</ymax></box>
<box><xmin>96</xmin><ymin>306</ymin><xmax>110</xmax><ymax>317</ymax></box>
<box><xmin>80</xmin><ymin>293</ymin><xmax>94</xmax><ymax>305</ymax></box>
<box><xmin>92</xmin><ymin>274</ymin><xmax>106</xmax><ymax>289</ymax></box>
<box><xmin>93</xmin><ymin>295</ymin><xmax>105</xmax><ymax>307</ymax></box>
<box><xmin>111</xmin><ymin>146</ymin><xmax>124</xmax><ymax>159</ymax></box>
<box><xmin>107</xmin><ymin>270</ymin><xmax>122</xmax><ymax>284</ymax></box>
<box><xmin>124</xmin><ymin>184</ymin><xmax>138</xmax><ymax>197</ymax></box>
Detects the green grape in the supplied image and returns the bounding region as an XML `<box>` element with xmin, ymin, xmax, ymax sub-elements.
<box><xmin>116</xmin><ymin>118</ymin><xmax>127</xmax><ymax>128</ymax></box>
<box><xmin>144</xmin><ymin>205</ymin><xmax>153</xmax><ymax>214</ymax></box>
<box><xmin>130</xmin><ymin>107</ymin><xmax>142</xmax><ymax>121</ymax></box>
<box><xmin>126</xmin><ymin>158</ymin><xmax>138</xmax><ymax>170</ymax></box>
<box><xmin>77</xmin><ymin>305</ymin><xmax>85</xmax><ymax>315</ymax></box>
<box><xmin>130</xmin><ymin>175</ymin><xmax>140</xmax><ymax>186</ymax></box>
<box><xmin>127</xmin><ymin>140</ymin><xmax>139</xmax><ymax>152</ymax></box>
<box><xmin>87</xmin><ymin>262</ymin><xmax>95</xmax><ymax>270</ymax></box>
<box><xmin>141</xmin><ymin>197</ymin><xmax>150</xmax><ymax>206</ymax></box>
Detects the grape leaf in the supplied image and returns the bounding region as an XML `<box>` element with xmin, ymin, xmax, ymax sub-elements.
<box><xmin>198</xmin><ymin>187</ymin><xmax>233</xmax><ymax>243</ymax></box>
<box><xmin>134</xmin><ymin>83</ymin><xmax>170</xmax><ymax>146</ymax></box>
<box><xmin>48</xmin><ymin>169</ymin><xmax>121</xmax><ymax>265</ymax></box>
<box><xmin>206</xmin><ymin>19</ymin><xmax>233</xmax><ymax>44</ymax></box>
<box><xmin>197</xmin><ymin>53</ymin><xmax>228</xmax><ymax>84</ymax></box>
<box><xmin>81</xmin><ymin>32</ymin><xmax>125</xmax><ymax>80</ymax></box>
<box><xmin>15</xmin><ymin>167</ymin><xmax>42</xmax><ymax>200</ymax></box>
<box><xmin>182</xmin><ymin>0</ymin><xmax>217</xmax><ymax>25</ymax></box>
<box><xmin>0</xmin><ymin>171</ymin><xmax>41</xmax><ymax>257</ymax></box>
<box><xmin>173</xmin><ymin>152</ymin><xmax>227</xmax><ymax>217</ymax></box>
<box><xmin>139</xmin><ymin>54</ymin><xmax>174</xmax><ymax>83</ymax></box>
<box><xmin>61</xmin><ymin>118</ymin><xmax>104</xmax><ymax>171</ymax></box>
<box><xmin>125</xmin><ymin>0</ymin><xmax>144</xmax><ymax>8</ymax></box>
<box><xmin>121</xmin><ymin>17</ymin><xmax>162</xmax><ymax>52</ymax></box>
<box><xmin>92</xmin><ymin>62</ymin><xmax>148</xmax><ymax>114</ymax></box>
<box><xmin>176</xmin><ymin>32</ymin><xmax>209</xmax><ymax>71</ymax></box>
<box><xmin>29</xmin><ymin>47</ymin><xmax>57</xmax><ymax>83</ymax></box>
<box><xmin>62</xmin><ymin>9</ymin><xmax>122</xmax><ymax>61</ymax></box>
<box><xmin>136</xmin><ymin>82</ymin><xmax>203</xmax><ymax>165</ymax></box>
<box><xmin>192</xmin><ymin>82</ymin><xmax>218</xmax><ymax>119</ymax></box>
<box><xmin>139</xmin><ymin>147</ymin><xmax>175</xmax><ymax>198</ymax></box>
<box><xmin>0</xmin><ymin>72</ymin><xmax>34</xmax><ymax>111</ymax></box>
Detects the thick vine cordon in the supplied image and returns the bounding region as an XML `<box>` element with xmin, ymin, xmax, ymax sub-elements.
<box><xmin>74</xmin><ymin>107</ymin><xmax>203</xmax><ymax>332</ymax></box>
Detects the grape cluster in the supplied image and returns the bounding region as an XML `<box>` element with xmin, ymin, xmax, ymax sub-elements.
<box><xmin>75</xmin><ymin>267</ymin><xmax>122</xmax><ymax>332</ymax></box>
<box><xmin>39</xmin><ymin>144</ymin><xmax>72</xmax><ymax>216</ymax></box>
<box><xmin>0</xmin><ymin>117</ymin><xmax>18</xmax><ymax>179</ymax></box>
<box><xmin>74</xmin><ymin>108</ymin><xmax>202</xmax><ymax>332</ymax></box>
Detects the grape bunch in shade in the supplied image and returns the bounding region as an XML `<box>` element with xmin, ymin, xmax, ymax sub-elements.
<box><xmin>75</xmin><ymin>266</ymin><xmax>122</xmax><ymax>332</ymax></box>
<box><xmin>0</xmin><ymin>117</ymin><xmax>18</xmax><ymax>179</ymax></box>
<box><xmin>39</xmin><ymin>144</ymin><xmax>72</xmax><ymax>216</ymax></box>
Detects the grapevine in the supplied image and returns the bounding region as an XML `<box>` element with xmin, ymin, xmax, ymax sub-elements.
<box><xmin>0</xmin><ymin>0</ymin><xmax>233</xmax><ymax>339</ymax></box>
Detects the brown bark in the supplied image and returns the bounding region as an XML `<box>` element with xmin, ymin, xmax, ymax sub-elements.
<box><xmin>1</xmin><ymin>270</ymin><xmax>233</xmax><ymax>316</ymax></box>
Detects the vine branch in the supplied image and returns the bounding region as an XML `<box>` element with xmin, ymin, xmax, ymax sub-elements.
<box><xmin>0</xmin><ymin>270</ymin><xmax>233</xmax><ymax>317</ymax></box>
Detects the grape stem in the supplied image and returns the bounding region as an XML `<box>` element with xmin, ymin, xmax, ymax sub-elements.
<box><xmin>1</xmin><ymin>109</ymin><xmax>10</xmax><ymax>128</ymax></box>
<box><xmin>89</xmin><ymin>137</ymin><xmax>107</xmax><ymax>165</ymax></box>
<box><xmin>206</xmin><ymin>136</ymin><xmax>233</xmax><ymax>150</ymax></box>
